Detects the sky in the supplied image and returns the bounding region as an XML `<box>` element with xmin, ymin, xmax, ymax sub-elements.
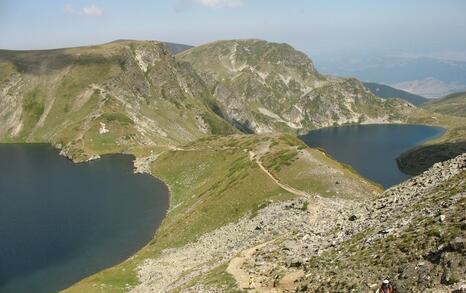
<box><xmin>1</xmin><ymin>0</ymin><xmax>466</xmax><ymax>61</ymax></box>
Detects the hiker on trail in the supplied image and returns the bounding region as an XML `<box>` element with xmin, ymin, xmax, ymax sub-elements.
<box><xmin>249</xmin><ymin>275</ymin><xmax>255</xmax><ymax>289</ymax></box>
<box><xmin>376</xmin><ymin>280</ymin><xmax>393</xmax><ymax>293</ymax></box>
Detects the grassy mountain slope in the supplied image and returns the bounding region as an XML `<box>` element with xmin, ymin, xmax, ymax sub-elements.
<box><xmin>1</xmin><ymin>38</ymin><xmax>464</xmax><ymax>292</ymax></box>
<box><xmin>66</xmin><ymin>140</ymin><xmax>465</xmax><ymax>293</ymax></box>
<box><xmin>165</xmin><ymin>155</ymin><xmax>464</xmax><ymax>293</ymax></box>
<box><xmin>1</xmin><ymin>39</ymin><xmax>419</xmax><ymax>161</ymax></box>
<box><xmin>422</xmin><ymin>91</ymin><xmax>466</xmax><ymax>117</ymax></box>
<box><xmin>177</xmin><ymin>40</ymin><xmax>412</xmax><ymax>133</ymax></box>
<box><xmin>363</xmin><ymin>81</ymin><xmax>428</xmax><ymax>105</ymax></box>
<box><xmin>64</xmin><ymin>134</ymin><xmax>380</xmax><ymax>292</ymax></box>
<box><xmin>0</xmin><ymin>41</ymin><xmax>234</xmax><ymax>161</ymax></box>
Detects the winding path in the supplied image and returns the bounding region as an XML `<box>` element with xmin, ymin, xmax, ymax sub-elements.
<box><xmin>225</xmin><ymin>151</ymin><xmax>317</xmax><ymax>292</ymax></box>
<box><xmin>249</xmin><ymin>150</ymin><xmax>312</xmax><ymax>198</ymax></box>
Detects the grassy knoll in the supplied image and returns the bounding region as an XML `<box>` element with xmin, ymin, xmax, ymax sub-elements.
<box><xmin>260</xmin><ymin>134</ymin><xmax>381</xmax><ymax>198</ymax></box>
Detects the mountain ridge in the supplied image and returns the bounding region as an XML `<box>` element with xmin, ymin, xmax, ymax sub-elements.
<box><xmin>363</xmin><ymin>81</ymin><xmax>428</xmax><ymax>105</ymax></box>
<box><xmin>422</xmin><ymin>91</ymin><xmax>466</xmax><ymax>117</ymax></box>
<box><xmin>178</xmin><ymin>39</ymin><xmax>413</xmax><ymax>133</ymax></box>
<box><xmin>1</xmin><ymin>39</ymin><xmax>418</xmax><ymax>162</ymax></box>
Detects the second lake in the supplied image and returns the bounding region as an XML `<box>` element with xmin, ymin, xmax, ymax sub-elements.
<box><xmin>300</xmin><ymin>124</ymin><xmax>444</xmax><ymax>188</ymax></box>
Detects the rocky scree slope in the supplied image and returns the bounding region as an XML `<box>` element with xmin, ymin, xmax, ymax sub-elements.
<box><xmin>94</xmin><ymin>143</ymin><xmax>465</xmax><ymax>293</ymax></box>
<box><xmin>216</xmin><ymin>154</ymin><xmax>465</xmax><ymax>292</ymax></box>
<box><xmin>177</xmin><ymin>39</ymin><xmax>414</xmax><ymax>133</ymax></box>
<box><xmin>0</xmin><ymin>41</ymin><xmax>234</xmax><ymax>161</ymax></box>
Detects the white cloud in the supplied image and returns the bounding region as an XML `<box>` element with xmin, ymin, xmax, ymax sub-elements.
<box><xmin>196</xmin><ymin>0</ymin><xmax>244</xmax><ymax>8</ymax></box>
<box><xmin>64</xmin><ymin>4</ymin><xmax>75</xmax><ymax>14</ymax></box>
<box><xmin>176</xmin><ymin>0</ymin><xmax>244</xmax><ymax>10</ymax></box>
<box><xmin>82</xmin><ymin>4</ymin><xmax>104</xmax><ymax>16</ymax></box>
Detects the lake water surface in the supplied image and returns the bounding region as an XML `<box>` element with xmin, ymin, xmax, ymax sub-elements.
<box><xmin>300</xmin><ymin>124</ymin><xmax>444</xmax><ymax>188</ymax></box>
<box><xmin>0</xmin><ymin>144</ymin><xmax>169</xmax><ymax>293</ymax></box>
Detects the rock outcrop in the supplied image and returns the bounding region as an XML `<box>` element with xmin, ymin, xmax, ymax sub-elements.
<box><xmin>178</xmin><ymin>39</ymin><xmax>413</xmax><ymax>133</ymax></box>
<box><xmin>1</xmin><ymin>39</ymin><xmax>418</xmax><ymax>161</ymax></box>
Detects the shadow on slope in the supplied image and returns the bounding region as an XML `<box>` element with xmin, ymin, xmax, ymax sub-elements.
<box><xmin>0</xmin><ymin>49</ymin><xmax>122</xmax><ymax>75</ymax></box>
<box><xmin>397</xmin><ymin>141</ymin><xmax>466</xmax><ymax>175</ymax></box>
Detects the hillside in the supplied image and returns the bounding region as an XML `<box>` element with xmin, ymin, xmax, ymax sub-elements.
<box><xmin>363</xmin><ymin>82</ymin><xmax>428</xmax><ymax>105</ymax></box>
<box><xmin>163</xmin><ymin>42</ymin><xmax>194</xmax><ymax>54</ymax></box>
<box><xmin>255</xmin><ymin>154</ymin><xmax>464</xmax><ymax>292</ymax></box>
<box><xmin>66</xmin><ymin>139</ymin><xmax>465</xmax><ymax>292</ymax></box>
<box><xmin>177</xmin><ymin>40</ymin><xmax>413</xmax><ymax>133</ymax></box>
<box><xmin>0</xmin><ymin>39</ymin><xmax>418</xmax><ymax>161</ymax></box>
<box><xmin>64</xmin><ymin>134</ymin><xmax>381</xmax><ymax>292</ymax></box>
<box><xmin>422</xmin><ymin>91</ymin><xmax>466</xmax><ymax>117</ymax></box>
<box><xmin>297</xmin><ymin>154</ymin><xmax>466</xmax><ymax>291</ymax></box>
<box><xmin>0</xmin><ymin>40</ymin><xmax>234</xmax><ymax>162</ymax></box>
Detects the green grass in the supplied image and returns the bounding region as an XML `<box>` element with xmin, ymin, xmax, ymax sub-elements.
<box><xmin>0</xmin><ymin>62</ymin><xmax>17</xmax><ymax>84</ymax></box>
<box><xmin>200</xmin><ymin>111</ymin><xmax>237</xmax><ymax>135</ymax></box>
<box><xmin>64</xmin><ymin>135</ymin><xmax>297</xmax><ymax>292</ymax></box>
<box><xmin>101</xmin><ymin>112</ymin><xmax>134</xmax><ymax>125</ymax></box>
<box><xmin>149</xmin><ymin>144</ymin><xmax>292</xmax><ymax>250</ymax></box>
<box><xmin>263</xmin><ymin>148</ymin><xmax>298</xmax><ymax>172</ymax></box>
<box><xmin>20</xmin><ymin>87</ymin><xmax>46</xmax><ymax>138</ymax></box>
<box><xmin>64</xmin><ymin>133</ymin><xmax>380</xmax><ymax>292</ymax></box>
<box><xmin>261</xmin><ymin>136</ymin><xmax>381</xmax><ymax>197</ymax></box>
<box><xmin>173</xmin><ymin>263</ymin><xmax>244</xmax><ymax>293</ymax></box>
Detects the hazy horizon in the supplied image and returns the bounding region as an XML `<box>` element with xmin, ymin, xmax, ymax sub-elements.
<box><xmin>1</xmin><ymin>1</ymin><xmax>465</xmax><ymax>58</ymax></box>
<box><xmin>2</xmin><ymin>0</ymin><xmax>466</xmax><ymax>97</ymax></box>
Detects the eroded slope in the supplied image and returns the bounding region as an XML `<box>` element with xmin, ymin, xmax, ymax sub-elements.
<box><xmin>0</xmin><ymin>41</ymin><xmax>234</xmax><ymax>161</ymax></box>
<box><xmin>178</xmin><ymin>39</ymin><xmax>412</xmax><ymax>133</ymax></box>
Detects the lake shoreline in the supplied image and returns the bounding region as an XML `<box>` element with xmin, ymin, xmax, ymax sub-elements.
<box><xmin>0</xmin><ymin>144</ymin><xmax>170</xmax><ymax>293</ymax></box>
<box><xmin>0</xmin><ymin>123</ymin><xmax>450</xmax><ymax>292</ymax></box>
<box><xmin>299</xmin><ymin>124</ymin><xmax>445</xmax><ymax>188</ymax></box>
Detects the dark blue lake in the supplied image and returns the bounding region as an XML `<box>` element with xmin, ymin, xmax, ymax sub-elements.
<box><xmin>300</xmin><ymin>124</ymin><xmax>444</xmax><ymax>188</ymax></box>
<box><xmin>0</xmin><ymin>144</ymin><xmax>169</xmax><ymax>293</ymax></box>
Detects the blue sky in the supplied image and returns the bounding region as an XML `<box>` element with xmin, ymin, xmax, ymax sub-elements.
<box><xmin>1</xmin><ymin>0</ymin><xmax>466</xmax><ymax>61</ymax></box>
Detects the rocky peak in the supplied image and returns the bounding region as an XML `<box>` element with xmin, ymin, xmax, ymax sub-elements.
<box><xmin>178</xmin><ymin>39</ymin><xmax>412</xmax><ymax>133</ymax></box>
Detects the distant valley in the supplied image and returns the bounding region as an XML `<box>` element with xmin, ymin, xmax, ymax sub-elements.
<box><xmin>363</xmin><ymin>82</ymin><xmax>428</xmax><ymax>105</ymax></box>
<box><xmin>393</xmin><ymin>78</ymin><xmax>466</xmax><ymax>99</ymax></box>
<box><xmin>316</xmin><ymin>55</ymin><xmax>466</xmax><ymax>98</ymax></box>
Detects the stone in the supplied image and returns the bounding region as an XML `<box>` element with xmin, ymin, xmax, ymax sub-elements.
<box><xmin>348</xmin><ymin>214</ymin><xmax>358</xmax><ymax>221</ymax></box>
<box><xmin>439</xmin><ymin>215</ymin><xmax>446</xmax><ymax>222</ymax></box>
<box><xmin>449</xmin><ymin>237</ymin><xmax>465</xmax><ymax>251</ymax></box>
